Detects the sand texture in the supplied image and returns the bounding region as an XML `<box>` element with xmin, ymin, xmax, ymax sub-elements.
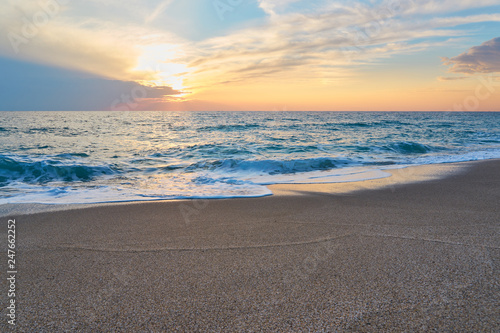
<box><xmin>1</xmin><ymin>160</ymin><xmax>499</xmax><ymax>331</ymax></box>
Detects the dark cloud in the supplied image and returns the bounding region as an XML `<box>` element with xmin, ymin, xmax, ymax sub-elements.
<box><xmin>0</xmin><ymin>57</ymin><xmax>180</xmax><ymax>111</ymax></box>
<box><xmin>443</xmin><ymin>37</ymin><xmax>500</xmax><ymax>74</ymax></box>
<box><xmin>437</xmin><ymin>76</ymin><xmax>469</xmax><ymax>81</ymax></box>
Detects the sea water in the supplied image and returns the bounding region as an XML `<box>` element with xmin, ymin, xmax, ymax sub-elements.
<box><xmin>0</xmin><ymin>111</ymin><xmax>499</xmax><ymax>204</ymax></box>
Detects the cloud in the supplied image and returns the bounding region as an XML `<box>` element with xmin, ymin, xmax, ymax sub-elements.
<box><xmin>402</xmin><ymin>0</ymin><xmax>500</xmax><ymax>15</ymax></box>
<box><xmin>181</xmin><ymin>2</ymin><xmax>500</xmax><ymax>88</ymax></box>
<box><xmin>1</xmin><ymin>0</ymin><xmax>500</xmax><ymax>110</ymax></box>
<box><xmin>145</xmin><ymin>0</ymin><xmax>174</xmax><ymax>24</ymax></box>
<box><xmin>0</xmin><ymin>4</ymin><xmax>138</xmax><ymax>80</ymax></box>
<box><xmin>0</xmin><ymin>57</ymin><xmax>180</xmax><ymax>111</ymax></box>
<box><xmin>443</xmin><ymin>37</ymin><xmax>500</xmax><ymax>74</ymax></box>
<box><xmin>0</xmin><ymin>0</ymin><xmax>187</xmax><ymax>82</ymax></box>
<box><xmin>257</xmin><ymin>0</ymin><xmax>304</xmax><ymax>16</ymax></box>
<box><xmin>437</xmin><ymin>76</ymin><xmax>470</xmax><ymax>81</ymax></box>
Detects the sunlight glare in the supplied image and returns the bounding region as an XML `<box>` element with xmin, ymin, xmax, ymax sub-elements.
<box><xmin>134</xmin><ymin>44</ymin><xmax>189</xmax><ymax>92</ymax></box>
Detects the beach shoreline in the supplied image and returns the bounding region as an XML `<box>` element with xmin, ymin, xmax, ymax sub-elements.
<box><xmin>0</xmin><ymin>159</ymin><xmax>491</xmax><ymax>218</ymax></box>
<box><xmin>1</xmin><ymin>158</ymin><xmax>498</xmax><ymax>331</ymax></box>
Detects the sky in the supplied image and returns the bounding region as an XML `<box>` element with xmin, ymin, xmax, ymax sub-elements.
<box><xmin>0</xmin><ymin>0</ymin><xmax>499</xmax><ymax>111</ymax></box>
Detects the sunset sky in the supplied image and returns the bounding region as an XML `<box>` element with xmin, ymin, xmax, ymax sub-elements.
<box><xmin>1</xmin><ymin>0</ymin><xmax>499</xmax><ymax>111</ymax></box>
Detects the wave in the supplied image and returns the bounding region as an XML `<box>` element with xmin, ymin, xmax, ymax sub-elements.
<box><xmin>322</xmin><ymin>120</ymin><xmax>419</xmax><ymax>129</ymax></box>
<box><xmin>339</xmin><ymin>122</ymin><xmax>371</xmax><ymax>128</ymax></box>
<box><xmin>381</xmin><ymin>142</ymin><xmax>438</xmax><ymax>154</ymax></box>
<box><xmin>54</xmin><ymin>153</ymin><xmax>91</xmax><ymax>159</ymax></box>
<box><xmin>198</xmin><ymin>123</ymin><xmax>261</xmax><ymax>131</ymax></box>
<box><xmin>0</xmin><ymin>155</ymin><xmax>115</xmax><ymax>185</ymax></box>
<box><xmin>187</xmin><ymin>157</ymin><xmax>355</xmax><ymax>175</ymax></box>
<box><xmin>0</xmin><ymin>111</ymin><xmax>499</xmax><ymax>207</ymax></box>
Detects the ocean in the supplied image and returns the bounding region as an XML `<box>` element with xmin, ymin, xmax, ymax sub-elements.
<box><xmin>0</xmin><ymin>111</ymin><xmax>499</xmax><ymax>204</ymax></box>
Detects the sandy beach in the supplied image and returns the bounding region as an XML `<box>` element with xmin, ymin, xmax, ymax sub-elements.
<box><xmin>1</xmin><ymin>159</ymin><xmax>499</xmax><ymax>331</ymax></box>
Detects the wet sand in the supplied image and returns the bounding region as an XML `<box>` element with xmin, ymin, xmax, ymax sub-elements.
<box><xmin>1</xmin><ymin>160</ymin><xmax>499</xmax><ymax>331</ymax></box>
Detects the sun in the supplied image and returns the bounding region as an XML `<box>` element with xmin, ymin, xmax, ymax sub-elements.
<box><xmin>133</xmin><ymin>44</ymin><xmax>190</xmax><ymax>92</ymax></box>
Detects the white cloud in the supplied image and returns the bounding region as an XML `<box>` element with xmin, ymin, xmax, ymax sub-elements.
<box><xmin>1</xmin><ymin>0</ymin><xmax>500</xmax><ymax>94</ymax></box>
<box><xmin>180</xmin><ymin>2</ymin><xmax>500</xmax><ymax>88</ymax></box>
<box><xmin>0</xmin><ymin>0</ymin><xmax>186</xmax><ymax>83</ymax></box>
<box><xmin>258</xmin><ymin>0</ymin><xmax>304</xmax><ymax>16</ymax></box>
<box><xmin>401</xmin><ymin>0</ymin><xmax>500</xmax><ymax>15</ymax></box>
<box><xmin>145</xmin><ymin>0</ymin><xmax>175</xmax><ymax>24</ymax></box>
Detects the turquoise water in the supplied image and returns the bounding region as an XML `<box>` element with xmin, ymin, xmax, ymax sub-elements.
<box><xmin>0</xmin><ymin>111</ymin><xmax>499</xmax><ymax>204</ymax></box>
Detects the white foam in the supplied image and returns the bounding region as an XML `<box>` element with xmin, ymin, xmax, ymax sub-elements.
<box><xmin>1</xmin><ymin>150</ymin><xmax>499</xmax><ymax>206</ymax></box>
